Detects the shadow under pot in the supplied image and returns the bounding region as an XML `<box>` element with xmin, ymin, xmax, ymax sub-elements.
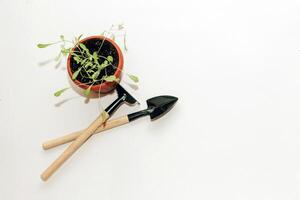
<box><xmin>67</xmin><ymin>36</ymin><xmax>124</xmax><ymax>94</ymax></box>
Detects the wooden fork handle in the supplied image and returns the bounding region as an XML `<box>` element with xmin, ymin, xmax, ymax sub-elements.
<box><xmin>42</xmin><ymin>116</ymin><xmax>129</xmax><ymax>150</ymax></box>
<box><xmin>41</xmin><ymin>111</ymin><xmax>109</xmax><ymax>181</ymax></box>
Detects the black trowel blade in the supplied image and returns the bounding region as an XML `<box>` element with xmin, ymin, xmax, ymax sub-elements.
<box><xmin>146</xmin><ymin>95</ymin><xmax>178</xmax><ymax>120</ymax></box>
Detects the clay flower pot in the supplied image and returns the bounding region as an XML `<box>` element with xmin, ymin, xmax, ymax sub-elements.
<box><xmin>67</xmin><ymin>36</ymin><xmax>124</xmax><ymax>94</ymax></box>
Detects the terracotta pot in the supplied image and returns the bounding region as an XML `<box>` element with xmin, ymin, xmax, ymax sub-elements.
<box><xmin>67</xmin><ymin>35</ymin><xmax>124</xmax><ymax>93</ymax></box>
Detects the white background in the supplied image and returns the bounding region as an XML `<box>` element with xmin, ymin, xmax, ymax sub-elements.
<box><xmin>1</xmin><ymin>0</ymin><xmax>300</xmax><ymax>199</ymax></box>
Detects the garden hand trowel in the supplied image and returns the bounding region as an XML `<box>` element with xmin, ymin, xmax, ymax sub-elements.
<box><xmin>42</xmin><ymin>95</ymin><xmax>178</xmax><ymax>150</ymax></box>
<box><xmin>41</xmin><ymin>84</ymin><xmax>137</xmax><ymax>181</ymax></box>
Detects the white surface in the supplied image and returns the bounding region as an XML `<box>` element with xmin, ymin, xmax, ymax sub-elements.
<box><xmin>1</xmin><ymin>0</ymin><xmax>300</xmax><ymax>199</ymax></box>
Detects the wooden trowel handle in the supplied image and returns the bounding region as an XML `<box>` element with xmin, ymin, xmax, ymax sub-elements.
<box><xmin>41</xmin><ymin>111</ymin><xmax>109</xmax><ymax>181</ymax></box>
<box><xmin>42</xmin><ymin>116</ymin><xmax>130</xmax><ymax>150</ymax></box>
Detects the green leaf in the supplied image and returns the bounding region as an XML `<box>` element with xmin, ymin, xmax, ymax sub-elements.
<box><xmin>79</xmin><ymin>43</ymin><xmax>90</xmax><ymax>54</ymax></box>
<box><xmin>92</xmin><ymin>70</ymin><xmax>100</xmax><ymax>80</ymax></box>
<box><xmin>93</xmin><ymin>52</ymin><xmax>98</xmax><ymax>61</ymax></box>
<box><xmin>79</xmin><ymin>43</ymin><xmax>86</xmax><ymax>49</ymax></box>
<box><xmin>128</xmin><ymin>74</ymin><xmax>139</xmax><ymax>83</ymax></box>
<box><xmin>72</xmin><ymin>68</ymin><xmax>81</xmax><ymax>80</ymax></box>
<box><xmin>107</xmin><ymin>56</ymin><xmax>113</xmax><ymax>62</ymax></box>
<box><xmin>85</xmin><ymin>61</ymin><xmax>93</xmax><ymax>67</ymax></box>
<box><xmin>103</xmin><ymin>75</ymin><xmax>117</xmax><ymax>82</ymax></box>
<box><xmin>73</xmin><ymin>56</ymin><xmax>81</xmax><ymax>64</ymax></box>
<box><xmin>84</xmin><ymin>85</ymin><xmax>92</xmax><ymax>96</ymax></box>
<box><xmin>60</xmin><ymin>35</ymin><xmax>65</xmax><ymax>41</ymax></box>
<box><xmin>100</xmin><ymin>60</ymin><xmax>109</xmax><ymax>70</ymax></box>
<box><xmin>94</xmin><ymin>58</ymin><xmax>100</xmax><ymax>66</ymax></box>
<box><xmin>54</xmin><ymin>87</ymin><xmax>70</xmax><ymax>97</ymax></box>
<box><xmin>79</xmin><ymin>43</ymin><xmax>91</xmax><ymax>56</ymax></box>
<box><xmin>61</xmin><ymin>47</ymin><xmax>70</xmax><ymax>55</ymax></box>
<box><xmin>37</xmin><ymin>43</ymin><xmax>54</xmax><ymax>48</ymax></box>
<box><xmin>80</xmin><ymin>58</ymin><xmax>87</xmax><ymax>65</ymax></box>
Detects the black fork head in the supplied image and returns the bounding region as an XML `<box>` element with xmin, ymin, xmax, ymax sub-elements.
<box><xmin>116</xmin><ymin>84</ymin><xmax>138</xmax><ymax>104</ymax></box>
<box><xmin>105</xmin><ymin>84</ymin><xmax>138</xmax><ymax>115</ymax></box>
<box><xmin>146</xmin><ymin>95</ymin><xmax>178</xmax><ymax>120</ymax></box>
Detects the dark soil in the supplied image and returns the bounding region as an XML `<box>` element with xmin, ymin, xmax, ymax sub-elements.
<box><xmin>70</xmin><ymin>38</ymin><xmax>119</xmax><ymax>85</ymax></box>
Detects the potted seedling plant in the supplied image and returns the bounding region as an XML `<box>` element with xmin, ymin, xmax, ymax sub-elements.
<box><xmin>37</xmin><ymin>24</ymin><xmax>138</xmax><ymax>97</ymax></box>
